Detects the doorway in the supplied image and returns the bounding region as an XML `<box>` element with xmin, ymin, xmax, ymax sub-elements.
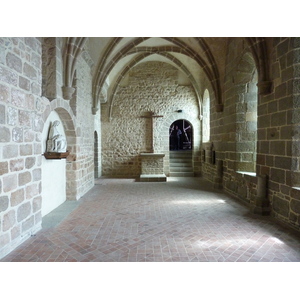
<box><xmin>169</xmin><ymin>119</ymin><xmax>193</xmax><ymax>151</ymax></box>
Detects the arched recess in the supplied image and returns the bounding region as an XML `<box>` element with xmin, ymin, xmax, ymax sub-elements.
<box><xmin>235</xmin><ymin>52</ymin><xmax>258</xmax><ymax>173</ymax></box>
<box><xmin>202</xmin><ymin>89</ymin><xmax>210</xmax><ymax>143</ymax></box>
<box><xmin>42</xmin><ymin>101</ymin><xmax>77</xmax><ymax>202</ymax></box>
<box><xmin>41</xmin><ymin>111</ymin><xmax>67</xmax><ymax>216</ymax></box>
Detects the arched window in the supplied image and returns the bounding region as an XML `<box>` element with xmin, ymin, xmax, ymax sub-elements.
<box><xmin>202</xmin><ymin>89</ymin><xmax>210</xmax><ymax>143</ymax></box>
<box><xmin>235</xmin><ymin>53</ymin><xmax>258</xmax><ymax>174</ymax></box>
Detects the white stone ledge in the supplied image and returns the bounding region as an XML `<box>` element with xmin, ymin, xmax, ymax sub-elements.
<box><xmin>236</xmin><ymin>171</ymin><xmax>256</xmax><ymax>177</ymax></box>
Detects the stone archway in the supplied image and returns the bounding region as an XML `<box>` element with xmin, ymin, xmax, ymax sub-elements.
<box><xmin>155</xmin><ymin>112</ymin><xmax>200</xmax><ymax>177</ymax></box>
<box><xmin>169</xmin><ymin>119</ymin><xmax>193</xmax><ymax>151</ymax></box>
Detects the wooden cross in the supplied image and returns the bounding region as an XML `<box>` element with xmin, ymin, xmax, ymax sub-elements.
<box><xmin>141</xmin><ymin>111</ymin><xmax>163</xmax><ymax>153</ymax></box>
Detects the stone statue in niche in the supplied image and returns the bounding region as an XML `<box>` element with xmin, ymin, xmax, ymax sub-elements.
<box><xmin>46</xmin><ymin>120</ymin><xmax>67</xmax><ymax>153</ymax></box>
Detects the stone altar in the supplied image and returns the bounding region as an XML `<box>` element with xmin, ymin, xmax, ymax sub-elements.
<box><xmin>140</xmin><ymin>153</ymin><xmax>166</xmax><ymax>182</ymax></box>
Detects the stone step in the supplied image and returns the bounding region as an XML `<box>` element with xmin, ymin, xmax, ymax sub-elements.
<box><xmin>169</xmin><ymin>151</ymin><xmax>192</xmax><ymax>158</ymax></box>
<box><xmin>169</xmin><ymin>166</ymin><xmax>194</xmax><ymax>172</ymax></box>
<box><xmin>169</xmin><ymin>150</ymin><xmax>193</xmax><ymax>177</ymax></box>
<box><xmin>170</xmin><ymin>166</ymin><xmax>193</xmax><ymax>170</ymax></box>
<box><xmin>170</xmin><ymin>161</ymin><xmax>193</xmax><ymax>166</ymax></box>
<box><xmin>169</xmin><ymin>172</ymin><xmax>195</xmax><ymax>177</ymax></box>
<box><xmin>170</xmin><ymin>159</ymin><xmax>193</xmax><ymax>166</ymax></box>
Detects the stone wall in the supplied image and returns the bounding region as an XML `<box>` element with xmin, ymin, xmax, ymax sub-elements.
<box><xmin>263</xmin><ymin>37</ymin><xmax>300</xmax><ymax>228</ymax></box>
<box><xmin>201</xmin><ymin>37</ymin><xmax>300</xmax><ymax>230</ymax></box>
<box><xmin>0</xmin><ymin>37</ymin><xmax>44</xmax><ymax>257</ymax></box>
<box><xmin>222</xmin><ymin>39</ymin><xmax>259</xmax><ymax>205</ymax></box>
<box><xmin>0</xmin><ymin>37</ymin><xmax>98</xmax><ymax>259</ymax></box>
<box><xmin>101</xmin><ymin>61</ymin><xmax>201</xmax><ymax>178</ymax></box>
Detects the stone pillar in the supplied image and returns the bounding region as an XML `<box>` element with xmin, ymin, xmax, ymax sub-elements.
<box><xmin>251</xmin><ymin>174</ymin><xmax>270</xmax><ymax>215</ymax></box>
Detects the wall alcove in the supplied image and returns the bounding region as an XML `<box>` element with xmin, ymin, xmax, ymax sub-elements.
<box><xmin>41</xmin><ymin>111</ymin><xmax>67</xmax><ymax>217</ymax></box>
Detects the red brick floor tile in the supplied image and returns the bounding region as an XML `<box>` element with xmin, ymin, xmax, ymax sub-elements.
<box><xmin>2</xmin><ymin>177</ymin><xmax>300</xmax><ymax>262</ymax></box>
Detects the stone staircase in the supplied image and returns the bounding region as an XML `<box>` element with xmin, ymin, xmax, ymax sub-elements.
<box><xmin>169</xmin><ymin>150</ymin><xmax>194</xmax><ymax>177</ymax></box>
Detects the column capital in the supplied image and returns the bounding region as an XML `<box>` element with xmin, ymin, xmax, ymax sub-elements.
<box><xmin>62</xmin><ymin>86</ymin><xmax>75</xmax><ymax>100</ymax></box>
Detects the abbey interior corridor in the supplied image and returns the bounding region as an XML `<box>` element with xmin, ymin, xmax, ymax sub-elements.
<box><xmin>2</xmin><ymin>32</ymin><xmax>300</xmax><ymax>297</ymax></box>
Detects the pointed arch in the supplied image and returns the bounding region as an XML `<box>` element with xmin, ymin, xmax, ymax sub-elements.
<box><xmin>106</xmin><ymin>51</ymin><xmax>202</xmax><ymax>121</ymax></box>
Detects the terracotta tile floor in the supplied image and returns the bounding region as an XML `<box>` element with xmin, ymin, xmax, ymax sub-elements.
<box><xmin>2</xmin><ymin>177</ymin><xmax>300</xmax><ymax>262</ymax></box>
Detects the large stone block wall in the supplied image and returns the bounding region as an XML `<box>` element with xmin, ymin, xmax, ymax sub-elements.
<box><xmin>0</xmin><ymin>37</ymin><xmax>44</xmax><ymax>257</ymax></box>
<box><xmin>262</xmin><ymin>37</ymin><xmax>300</xmax><ymax>228</ymax></box>
<box><xmin>0</xmin><ymin>38</ymin><xmax>98</xmax><ymax>258</ymax></box>
<box><xmin>101</xmin><ymin>61</ymin><xmax>201</xmax><ymax>178</ymax></box>
<box><xmin>201</xmin><ymin>37</ymin><xmax>300</xmax><ymax>231</ymax></box>
<box><xmin>221</xmin><ymin>39</ymin><xmax>259</xmax><ymax>206</ymax></box>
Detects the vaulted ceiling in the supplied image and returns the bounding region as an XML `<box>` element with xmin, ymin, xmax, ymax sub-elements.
<box><xmin>62</xmin><ymin>37</ymin><xmax>271</xmax><ymax>114</ymax></box>
<box><xmin>85</xmin><ymin>37</ymin><xmax>228</xmax><ymax>113</ymax></box>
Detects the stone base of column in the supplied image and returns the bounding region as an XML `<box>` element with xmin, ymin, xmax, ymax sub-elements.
<box><xmin>251</xmin><ymin>197</ymin><xmax>271</xmax><ymax>216</ymax></box>
<box><xmin>251</xmin><ymin>175</ymin><xmax>270</xmax><ymax>215</ymax></box>
<box><xmin>213</xmin><ymin>178</ymin><xmax>223</xmax><ymax>189</ymax></box>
